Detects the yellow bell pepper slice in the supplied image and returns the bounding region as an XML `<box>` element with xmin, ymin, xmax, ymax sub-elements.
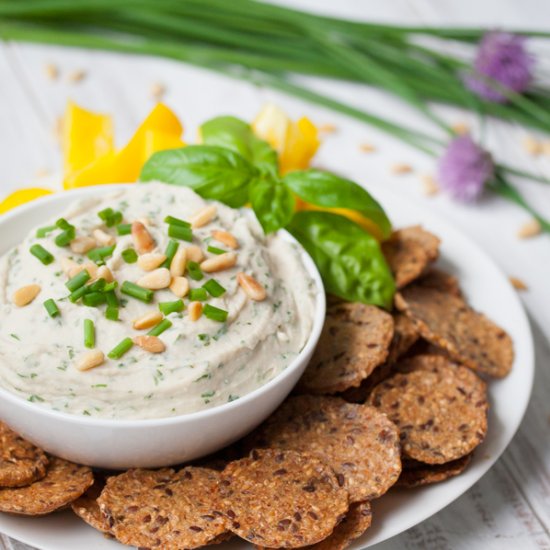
<box><xmin>0</xmin><ymin>188</ymin><xmax>53</xmax><ymax>215</ymax></box>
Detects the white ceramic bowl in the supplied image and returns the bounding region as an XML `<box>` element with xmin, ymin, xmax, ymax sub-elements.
<box><xmin>0</xmin><ymin>185</ymin><xmax>326</xmax><ymax>469</ymax></box>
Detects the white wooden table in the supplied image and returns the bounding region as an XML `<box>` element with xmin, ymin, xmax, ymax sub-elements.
<box><xmin>1</xmin><ymin>1</ymin><xmax>549</xmax><ymax>549</ymax></box>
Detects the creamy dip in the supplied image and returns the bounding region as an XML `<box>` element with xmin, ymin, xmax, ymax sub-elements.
<box><xmin>0</xmin><ymin>183</ymin><xmax>316</xmax><ymax>419</ymax></box>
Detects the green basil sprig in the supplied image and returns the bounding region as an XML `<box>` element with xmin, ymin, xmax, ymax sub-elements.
<box><xmin>287</xmin><ymin>211</ymin><xmax>395</xmax><ymax>309</ymax></box>
<box><xmin>140</xmin><ymin>114</ymin><xmax>395</xmax><ymax>307</ymax></box>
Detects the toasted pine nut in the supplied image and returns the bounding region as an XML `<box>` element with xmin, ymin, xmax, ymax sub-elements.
<box><xmin>200</xmin><ymin>252</ymin><xmax>237</xmax><ymax>273</ymax></box>
<box><xmin>237</xmin><ymin>272</ymin><xmax>266</xmax><ymax>301</ymax></box>
<box><xmin>132</xmin><ymin>221</ymin><xmax>155</xmax><ymax>254</ymax></box>
<box><xmin>170</xmin><ymin>248</ymin><xmax>187</xmax><ymax>277</ymax></box>
<box><xmin>44</xmin><ymin>63</ymin><xmax>58</xmax><ymax>80</ymax></box>
<box><xmin>61</xmin><ymin>257</ymin><xmax>79</xmax><ymax>276</ymax></box>
<box><xmin>420</xmin><ymin>174</ymin><xmax>439</xmax><ymax>196</ymax></box>
<box><xmin>68</xmin><ymin>69</ymin><xmax>86</xmax><ymax>83</ymax></box>
<box><xmin>76</xmin><ymin>350</ymin><xmax>105</xmax><ymax>372</ymax></box>
<box><xmin>150</xmin><ymin>82</ymin><xmax>166</xmax><ymax>101</ymax></box>
<box><xmin>186</xmin><ymin>245</ymin><xmax>204</xmax><ymax>263</ymax></box>
<box><xmin>13</xmin><ymin>284</ymin><xmax>41</xmax><ymax>307</ymax></box>
<box><xmin>93</xmin><ymin>228</ymin><xmax>115</xmax><ymax>246</ymax></box>
<box><xmin>137</xmin><ymin>267</ymin><xmax>171</xmax><ymax>289</ymax></box>
<box><xmin>517</xmin><ymin>219</ymin><xmax>541</xmax><ymax>239</ymax></box>
<box><xmin>133</xmin><ymin>311</ymin><xmax>163</xmax><ymax>330</ymax></box>
<box><xmin>522</xmin><ymin>135</ymin><xmax>542</xmax><ymax>156</ymax></box>
<box><xmin>359</xmin><ymin>142</ymin><xmax>376</xmax><ymax>153</ymax></box>
<box><xmin>97</xmin><ymin>265</ymin><xmax>114</xmax><ymax>283</ymax></box>
<box><xmin>319</xmin><ymin>123</ymin><xmax>337</xmax><ymax>134</ymax></box>
<box><xmin>212</xmin><ymin>230</ymin><xmax>239</xmax><ymax>250</ymax></box>
<box><xmin>169</xmin><ymin>276</ymin><xmax>189</xmax><ymax>298</ymax></box>
<box><xmin>451</xmin><ymin>121</ymin><xmax>470</xmax><ymax>135</ymax></box>
<box><xmin>190</xmin><ymin>205</ymin><xmax>217</xmax><ymax>229</ymax></box>
<box><xmin>68</xmin><ymin>262</ymin><xmax>98</xmax><ymax>280</ymax></box>
<box><xmin>70</xmin><ymin>236</ymin><xmax>97</xmax><ymax>255</ymax></box>
<box><xmin>188</xmin><ymin>301</ymin><xmax>203</xmax><ymax>321</ymax></box>
<box><xmin>509</xmin><ymin>276</ymin><xmax>528</xmax><ymax>291</ymax></box>
<box><xmin>134</xmin><ymin>335</ymin><xmax>165</xmax><ymax>353</ymax></box>
<box><xmin>542</xmin><ymin>141</ymin><xmax>550</xmax><ymax>156</ymax></box>
<box><xmin>137</xmin><ymin>217</ymin><xmax>154</xmax><ymax>227</ymax></box>
<box><xmin>138</xmin><ymin>253</ymin><xmax>166</xmax><ymax>272</ymax></box>
<box><xmin>391</xmin><ymin>163</ymin><xmax>413</xmax><ymax>175</ymax></box>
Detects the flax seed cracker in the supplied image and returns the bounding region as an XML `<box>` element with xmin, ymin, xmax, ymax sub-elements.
<box><xmin>397</xmin><ymin>454</ymin><xmax>473</xmax><ymax>488</ymax></box>
<box><xmin>71</xmin><ymin>475</ymin><xmax>111</xmax><ymax>534</ymax></box>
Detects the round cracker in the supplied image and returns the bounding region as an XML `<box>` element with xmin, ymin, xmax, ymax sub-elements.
<box><xmin>246</xmin><ymin>396</ymin><xmax>401</xmax><ymax>502</ymax></box>
<box><xmin>395</xmin><ymin>285</ymin><xmax>514</xmax><ymax>378</ymax></box>
<box><xmin>0</xmin><ymin>456</ymin><xmax>93</xmax><ymax>515</ymax></box>
<box><xmin>397</xmin><ymin>454</ymin><xmax>473</xmax><ymax>488</ymax></box>
<box><xmin>297</xmin><ymin>303</ymin><xmax>394</xmax><ymax>394</ymax></box>
<box><xmin>255</xmin><ymin>501</ymin><xmax>372</xmax><ymax>550</ymax></box>
<box><xmin>98</xmin><ymin>467</ymin><xmax>228</xmax><ymax>549</ymax></box>
<box><xmin>220</xmin><ymin>449</ymin><xmax>349</xmax><ymax>548</ymax></box>
<box><xmin>0</xmin><ymin>422</ymin><xmax>48</xmax><ymax>488</ymax></box>
<box><xmin>71</xmin><ymin>476</ymin><xmax>111</xmax><ymax>534</ymax></box>
<box><xmin>382</xmin><ymin>226</ymin><xmax>440</xmax><ymax>288</ymax></box>
<box><xmin>368</xmin><ymin>358</ymin><xmax>488</xmax><ymax>464</ymax></box>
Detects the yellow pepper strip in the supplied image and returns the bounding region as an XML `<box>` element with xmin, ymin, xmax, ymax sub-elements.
<box><xmin>63</xmin><ymin>101</ymin><xmax>114</xmax><ymax>179</ymax></box>
<box><xmin>0</xmin><ymin>188</ymin><xmax>53</xmax><ymax>215</ymax></box>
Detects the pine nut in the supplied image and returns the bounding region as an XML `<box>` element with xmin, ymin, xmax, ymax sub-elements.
<box><xmin>212</xmin><ymin>230</ymin><xmax>239</xmax><ymax>249</ymax></box>
<box><xmin>132</xmin><ymin>221</ymin><xmax>155</xmax><ymax>254</ymax></box>
<box><xmin>522</xmin><ymin>135</ymin><xmax>542</xmax><ymax>156</ymax></box>
<box><xmin>517</xmin><ymin>219</ymin><xmax>541</xmax><ymax>239</ymax></box>
<box><xmin>133</xmin><ymin>311</ymin><xmax>163</xmax><ymax>330</ymax></box>
<box><xmin>509</xmin><ymin>276</ymin><xmax>528</xmax><ymax>291</ymax></box>
<box><xmin>70</xmin><ymin>236</ymin><xmax>97</xmax><ymax>254</ymax></box>
<box><xmin>97</xmin><ymin>265</ymin><xmax>114</xmax><ymax>282</ymax></box>
<box><xmin>68</xmin><ymin>262</ymin><xmax>98</xmax><ymax>280</ymax></box>
<box><xmin>13</xmin><ymin>284</ymin><xmax>41</xmax><ymax>307</ymax></box>
<box><xmin>319</xmin><ymin>123</ymin><xmax>337</xmax><ymax>134</ymax></box>
<box><xmin>186</xmin><ymin>245</ymin><xmax>204</xmax><ymax>263</ymax></box>
<box><xmin>420</xmin><ymin>174</ymin><xmax>439</xmax><ymax>196</ymax></box>
<box><xmin>170</xmin><ymin>248</ymin><xmax>187</xmax><ymax>277</ymax></box>
<box><xmin>137</xmin><ymin>267</ymin><xmax>171</xmax><ymax>289</ymax></box>
<box><xmin>359</xmin><ymin>142</ymin><xmax>376</xmax><ymax>153</ymax></box>
<box><xmin>451</xmin><ymin>121</ymin><xmax>470</xmax><ymax>135</ymax></box>
<box><xmin>134</xmin><ymin>335</ymin><xmax>165</xmax><ymax>353</ymax></box>
<box><xmin>150</xmin><ymin>82</ymin><xmax>166</xmax><ymax>101</ymax></box>
<box><xmin>200</xmin><ymin>252</ymin><xmax>237</xmax><ymax>273</ymax></box>
<box><xmin>44</xmin><ymin>63</ymin><xmax>58</xmax><ymax>80</ymax></box>
<box><xmin>68</xmin><ymin>69</ymin><xmax>86</xmax><ymax>83</ymax></box>
<box><xmin>93</xmin><ymin>228</ymin><xmax>115</xmax><ymax>246</ymax></box>
<box><xmin>237</xmin><ymin>272</ymin><xmax>267</xmax><ymax>301</ymax></box>
<box><xmin>188</xmin><ymin>301</ymin><xmax>203</xmax><ymax>321</ymax></box>
<box><xmin>138</xmin><ymin>253</ymin><xmax>166</xmax><ymax>272</ymax></box>
<box><xmin>76</xmin><ymin>350</ymin><xmax>105</xmax><ymax>372</ymax></box>
<box><xmin>169</xmin><ymin>276</ymin><xmax>189</xmax><ymax>298</ymax></box>
<box><xmin>391</xmin><ymin>163</ymin><xmax>413</xmax><ymax>175</ymax></box>
<box><xmin>61</xmin><ymin>257</ymin><xmax>79</xmax><ymax>276</ymax></box>
<box><xmin>190</xmin><ymin>205</ymin><xmax>217</xmax><ymax>229</ymax></box>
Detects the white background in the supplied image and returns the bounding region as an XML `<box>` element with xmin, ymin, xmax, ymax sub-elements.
<box><xmin>0</xmin><ymin>1</ymin><xmax>549</xmax><ymax>549</ymax></box>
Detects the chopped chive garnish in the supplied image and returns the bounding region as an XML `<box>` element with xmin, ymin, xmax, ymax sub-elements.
<box><xmin>203</xmin><ymin>279</ymin><xmax>226</xmax><ymax>298</ymax></box>
<box><xmin>148</xmin><ymin>319</ymin><xmax>172</xmax><ymax>337</ymax></box>
<box><xmin>55</xmin><ymin>218</ymin><xmax>73</xmax><ymax>231</ymax></box>
<box><xmin>43</xmin><ymin>299</ymin><xmax>60</xmax><ymax>318</ymax></box>
<box><xmin>189</xmin><ymin>288</ymin><xmax>208</xmax><ymax>301</ymax></box>
<box><xmin>164</xmin><ymin>215</ymin><xmax>191</xmax><ymax>228</ymax></box>
<box><xmin>187</xmin><ymin>261</ymin><xmax>204</xmax><ymax>281</ymax></box>
<box><xmin>103</xmin><ymin>281</ymin><xmax>118</xmax><ymax>293</ymax></box>
<box><xmin>55</xmin><ymin>229</ymin><xmax>75</xmax><ymax>247</ymax></box>
<box><xmin>83</xmin><ymin>319</ymin><xmax>95</xmax><ymax>348</ymax></box>
<box><xmin>121</xmin><ymin>248</ymin><xmax>138</xmax><ymax>264</ymax></box>
<box><xmin>108</xmin><ymin>337</ymin><xmax>133</xmax><ymax>360</ymax></box>
<box><xmin>105</xmin><ymin>290</ymin><xmax>119</xmax><ymax>307</ymax></box>
<box><xmin>30</xmin><ymin>244</ymin><xmax>54</xmax><ymax>265</ymax></box>
<box><xmin>121</xmin><ymin>281</ymin><xmax>154</xmax><ymax>303</ymax></box>
<box><xmin>36</xmin><ymin>225</ymin><xmax>56</xmax><ymax>238</ymax></box>
<box><xmin>87</xmin><ymin>278</ymin><xmax>106</xmax><ymax>293</ymax></box>
<box><xmin>159</xmin><ymin>300</ymin><xmax>184</xmax><ymax>315</ymax></box>
<box><xmin>116</xmin><ymin>223</ymin><xmax>132</xmax><ymax>236</ymax></box>
<box><xmin>161</xmin><ymin>239</ymin><xmax>179</xmax><ymax>268</ymax></box>
<box><xmin>65</xmin><ymin>269</ymin><xmax>91</xmax><ymax>292</ymax></box>
<box><xmin>168</xmin><ymin>224</ymin><xmax>193</xmax><ymax>242</ymax></box>
<box><xmin>203</xmin><ymin>304</ymin><xmax>228</xmax><ymax>322</ymax></box>
<box><xmin>82</xmin><ymin>292</ymin><xmax>106</xmax><ymax>307</ymax></box>
<box><xmin>207</xmin><ymin>245</ymin><xmax>226</xmax><ymax>255</ymax></box>
<box><xmin>69</xmin><ymin>285</ymin><xmax>89</xmax><ymax>303</ymax></box>
<box><xmin>88</xmin><ymin>245</ymin><xmax>115</xmax><ymax>264</ymax></box>
<box><xmin>98</xmin><ymin>208</ymin><xmax>123</xmax><ymax>227</ymax></box>
<box><xmin>105</xmin><ymin>306</ymin><xmax>119</xmax><ymax>321</ymax></box>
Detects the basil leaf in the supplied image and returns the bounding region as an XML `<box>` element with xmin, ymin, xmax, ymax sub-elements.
<box><xmin>287</xmin><ymin>211</ymin><xmax>395</xmax><ymax>308</ymax></box>
<box><xmin>200</xmin><ymin>116</ymin><xmax>278</xmax><ymax>176</ymax></box>
<box><xmin>250</xmin><ymin>177</ymin><xmax>295</xmax><ymax>233</ymax></box>
<box><xmin>282</xmin><ymin>169</ymin><xmax>392</xmax><ymax>238</ymax></box>
<box><xmin>140</xmin><ymin>145</ymin><xmax>258</xmax><ymax>207</ymax></box>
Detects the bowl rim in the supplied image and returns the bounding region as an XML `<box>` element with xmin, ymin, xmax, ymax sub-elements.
<box><xmin>0</xmin><ymin>184</ymin><xmax>327</xmax><ymax>427</ymax></box>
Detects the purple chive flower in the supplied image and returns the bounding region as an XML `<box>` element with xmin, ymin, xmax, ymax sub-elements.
<box><xmin>465</xmin><ymin>31</ymin><xmax>534</xmax><ymax>103</ymax></box>
<box><xmin>437</xmin><ymin>134</ymin><xmax>494</xmax><ymax>202</ymax></box>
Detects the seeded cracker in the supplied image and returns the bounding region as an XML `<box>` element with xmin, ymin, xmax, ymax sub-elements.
<box><xmin>220</xmin><ymin>449</ymin><xmax>349</xmax><ymax>548</ymax></box>
<box><xmin>98</xmin><ymin>467</ymin><xmax>228</xmax><ymax>549</ymax></box>
<box><xmin>297</xmin><ymin>303</ymin><xmax>394</xmax><ymax>394</ymax></box>
<box><xmin>382</xmin><ymin>226</ymin><xmax>440</xmax><ymax>288</ymax></box>
<box><xmin>0</xmin><ymin>422</ymin><xmax>48</xmax><ymax>487</ymax></box>
<box><xmin>71</xmin><ymin>476</ymin><xmax>111</xmax><ymax>534</ymax></box>
<box><xmin>368</xmin><ymin>357</ymin><xmax>488</xmax><ymax>464</ymax></box>
<box><xmin>395</xmin><ymin>285</ymin><xmax>514</xmax><ymax>377</ymax></box>
<box><xmin>255</xmin><ymin>501</ymin><xmax>372</xmax><ymax>550</ymax></box>
<box><xmin>415</xmin><ymin>268</ymin><xmax>462</xmax><ymax>297</ymax></box>
<box><xmin>0</xmin><ymin>456</ymin><xmax>93</xmax><ymax>515</ymax></box>
<box><xmin>246</xmin><ymin>396</ymin><xmax>401</xmax><ymax>502</ymax></box>
<box><xmin>397</xmin><ymin>454</ymin><xmax>473</xmax><ymax>488</ymax></box>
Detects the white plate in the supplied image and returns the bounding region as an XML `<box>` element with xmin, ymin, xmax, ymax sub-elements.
<box><xmin>0</xmin><ymin>185</ymin><xmax>534</xmax><ymax>550</ymax></box>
